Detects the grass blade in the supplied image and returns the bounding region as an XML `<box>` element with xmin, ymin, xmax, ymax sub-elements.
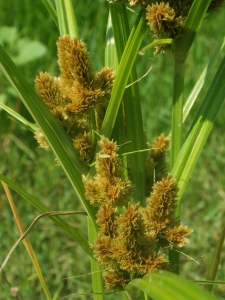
<box><xmin>1</xmin><ymin>181</ymin><xmax>53</xmax><ymax>300</ymax></box>
<box><xmin>0</xmin><ymin>102</ymin><xmax>38</xmax><ymax>132</ymax></box>
<box><xmin>100</xmin><ymin>8</ymin><xmax>147</xmax><ymax>139</ymax></box>
<box><xmin>185</xmin><ymin>0</ymin><xmax>211</xmax><ymax>31</ymax></box>
<box><xmin>88</xmin><ymin>217</ymin><xmax>104</xmax><ymax>300</ymax></box>
<box><xmin>0</xmin><ymin>172</ymin><xmax>93</xmax><ymax>257</ymax></box>
<box><xmin>55</xmin><ymin>0</ymin><xmax>78</xmax><ymax>37</ymax></box>
<box><xmin>183</xmin><ymin>37</ymin><xmax>225</xmax><ymax>122</ymax></box>
<box><xmin>127</xmin><ymin>270</ymin><xmax>219</xmax><ymax>300</ymax></box>
<box><xmin>205</xmin><ymin>222</ymin><xmax>225</xmax><ymax>292</ymax></box>
<box><xmin>172</xmin><ymin>54</ymin><xmax>225</xmax><ymax>202</ymax></box>
<box><xmin>0</xmin><ymin>44</ymin><xmax>98</xmax><ymax>225</ymax></box>
<box><xmin>103</xmin><ymin>7</ymin><xmax>147</xmax><ymax>204</ymax></box>
<box><xmin>42</xmin><ymin>0</ymin><xmax>58</xmax><ymax>28</ymax></box>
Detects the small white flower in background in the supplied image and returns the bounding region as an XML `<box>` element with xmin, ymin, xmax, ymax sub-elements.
<box><xmin>10</xmin><ymin>287</ymin><xmax>18</xmax><ymax>297</ymax></box>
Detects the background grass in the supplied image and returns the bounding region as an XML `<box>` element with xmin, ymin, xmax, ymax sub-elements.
<box><xmin>0</xmin><ymin>1</ymin><xmax>225</xmax><ymax>299</ymax></box>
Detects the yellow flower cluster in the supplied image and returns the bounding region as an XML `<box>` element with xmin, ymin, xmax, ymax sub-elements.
<box><xmin>34</xmin><ymin>35</ymin><xmax>115</xmax><ymax>163</ymax></box>
<box><xmin>84</xmin><ymin>137</ymin><xmax>192</xmax><ymax>290</ymax></box>
<box><xmin>109</xmin><ymin>0</ymin><xmax>224</xmax><ymax>53</ymax></box>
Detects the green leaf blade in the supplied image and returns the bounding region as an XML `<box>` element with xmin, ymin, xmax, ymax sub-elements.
<box><xmin>0</xmin><ymin>44</ymin><xmax>97</xmax><ymax>226</ymax></box>
<box><xmin>172</xmin><ymin>54</ymin><xmax>225</xmax><ymax>202</ymax></box>
<box><xmin>127</xmin><ymin>271</ymin><xmax>219</xmax><ymax>300</ymax></box>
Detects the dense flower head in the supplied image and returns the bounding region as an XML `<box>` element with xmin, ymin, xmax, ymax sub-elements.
<box><xmin>84</xmin><ymin>137</ymin><xmax>133</xmax><ymax>206</ymax></box>
<box><xmin>143</xmin><ymin>174</ymin><xmax>192</xmax><ymax>247</ymax></box>
<box><xmin>84</xmin><ymin>137</ymin><xmax>192</xmax><ymax>290</ymax></box>
<box><xmin>34</xmin><ymin>35</ymin><xmax>115</xmax><ymax>163</ymax></box>
<box><xmin>146</xmin><ymin>2</ymin><xmax>185</xmax><ymax>53</ymax></box>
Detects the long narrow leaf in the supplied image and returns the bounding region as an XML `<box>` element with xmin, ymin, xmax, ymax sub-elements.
<box><xmin>127</xmin><ymin>271</ymin><xmax>219</xmax><ymax>300</ymax></box>
<box><xmin>183</xmin><ymin>37</ymin><xmax>225</xmax><ymax>122</ymax></box>
<box><xmin>88</xmin><ymin>217</ymin><xmax>104</xmax><ymax>300</ymax></box>
<box><xmin>55</xmin><ymin>0</ymin><xmax>78</xmax><ymax>37</ymax></box>
<box><xmin>100</xmin><ymin>8</ymin><xmax>147</xmax><ymax>204</ymax></box>
<box><xmin>0</xmin><ymin>45</ymin><xmax>98</xmax><ymax>226</ymax></box>
<box><xmin>0</xmin><ymin>102</ymin><xmax>38</xmax><ymax>132</ymax></box>
<box><xmin>172</xmin><ymin>54</ymin><xmax>225</xmax><ymax>202</ymax></box>
<box><xmin>172</xmin><ymin>0</ymin><xmax>211</xmax><ymax>56</ymax></box>
<box><xmin>205</xmin><ymin>221</ymin><xmax>225</xmax><ymax>292</ymax></box>
<box><xmin>0</xmin><ymin>173</ymin><xmax>93</xmax><ymax>258</ymax></box>
<box><xmin>100</xmin><ymin>9</ymin><xmax>147</xmax><ymax>139</ymax></box>
<box><xmin>1</xmin><ymin>182</ymin><xmax>53</xmax><ymax>300</ymax></box>
<box><xmin>42</xmin><ymin>0</ymin><xmax>58</xmax><ymax>28</ymax></box>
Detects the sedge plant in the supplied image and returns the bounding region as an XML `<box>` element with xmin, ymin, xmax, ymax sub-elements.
<box><xmin>1</xmin><ymin>0</ymin><xmax>225</xmax><ymax>299</ymax></box>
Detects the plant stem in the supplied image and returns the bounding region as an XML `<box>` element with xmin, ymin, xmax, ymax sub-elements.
<box><xmin>88</xmin><ymin>217</ymin><xmax>104</xmax><ymax>300</ymax></box>
<box><xmin>105</xmin><ymin>7</ymin><xmax>147</xmax><ymax>204</ymax></box>
<box><xmin>170</xmin><ymin>58</ymin><xmax>184</xmax><ymax>170</ymax></box>
<box><xmin>169</xmin><ymin>54</ymin><xmax>185</xmax><ymax>274</ymax></box>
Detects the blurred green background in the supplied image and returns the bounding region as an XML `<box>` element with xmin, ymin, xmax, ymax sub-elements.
<box><xmin>0</xmin><ymin>1</ymin><xmax>225</xmax><ymax>299</ymax></box>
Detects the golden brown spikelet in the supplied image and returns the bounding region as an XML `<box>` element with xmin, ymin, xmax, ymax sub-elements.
<box><xmin>35</xmin><ymin>72</ymin><xmax>65</xmax><ymax>109</ymax></box>
<box><xmin>102</xmin><ymin>177</ymin><xmax>133</xmax><ymax>206</ymax></box>
<box><xmin>103</xmin><ymin>270</ymin><xmax>130</xmax><ymax>291</ymax></box>
<box><xmin>96</xmin><ymin>203</ymin><xmax>118</xmax><ymax>237</ymax></box>
<box><xmin>165</xmin><ymin>224</ymin><xmax>192</xmax><ymax>248</ymax></box>
<box><xmin>34</xmin><ymin>129</ymin><xmax>51</xmax><ymax>151</ymax></box>
<box><xmin>146</xmin><ymin>2</ymin><xmax>186</xmax><ymax>53</ymax></box>
<box><xmin>57</xmin><ymin>35</ymin><xmax>93</xmax><ymax>87</ymax></box>
<box><xmin>96</xmin><ymin>137</ymin><xmax>123</xmax><ymax>178</ymax></box>
<box><xmin>83</xmin><ymin>177</ymin><xmax>102</xmax><ymax>206</ymax></box>
<box><xmin>143</xmin><ymin>174</ymin><xmax>192</xmax><ymax>248</ymax></box>
<box><xmin>146</xmin><ymin>2</ymin><xmax>185</xmax><ymax>38</ymax></box>
<box><xmin>116</xmin><ymin>203</ymin><xmax>148</xmax><ymax>251</ymax></box>
<box><xmin>93</xmin><ymin>67</ymin><xmax>115</xmax><ymax>95</ymax></box>
<box><xmin>118</xmin><ymin>250</ymin><xmax>166</xmax><ymax>275</ymax></box>
<box><xmin>151</xmin><ymin>134</ymin><xmax>170</xmax><ymax>160</ymax></box>
<box><xmin>92</xmin><ymin>234</ymin><xmax>115</xmax><ymax>269</ymax></box>
<box><xmin>73</xmin><ymin>131</ymin><xmax>93</xmax><ymax>163</ymax></box>
<box><xmin>84</xmin><ymin>174</ymin><xmax>133</xmax><ymax>206</ymax></box>
<box><xmin>65</xmin><ymin>85</ymin><xmax>105</xmax><ymax>115</ymax></box>
<box><xmin>84</xmin><ymin>137</ymin><xmax>133</xmax><ymax>206</ymax></box>
<box><xmin>143</xmin><ymin>175</ymin><xmax>179</xmax><ymax>234</ymax></box>
<box><xmin>149</xmin><ymin>133</ymin><xmax>170</xmax><ymax>184</ymax></box>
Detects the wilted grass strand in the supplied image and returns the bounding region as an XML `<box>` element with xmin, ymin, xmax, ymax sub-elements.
<box><xmin>0</xmin><ymin>173</ymin><xmax>93</xmax><ymax>257</ymax></box>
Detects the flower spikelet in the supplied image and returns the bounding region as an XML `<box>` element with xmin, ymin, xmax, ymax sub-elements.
<box><xmin>73</xmin><ymin>131</ymin><xmax>93</xmax><ymax>163</ymax></box>
<box><xmin>57</xmin><ymin>35</ymin><xmax>115</xmax><ymax>116</ymax></box>
<box><xmin>116</xmin><ymin>203</ymin><xmax>150</xmax><ymax>252</ymax></box>
<box><xmin>93</xmin><ymin>67</ymin><xmax>115</xmax><ymax>96</ymax></box>
<box><xmin>84</xmin><ymin>176</ymin><xmax>133</xmax><ymax>206</ymax></box>
<box><xmin>143</xmin><ymin>174</ymin><xmax>192</xmax><ymax>248</ymax></box>
<box><xmin>65</xmin><ymin>85</ymin><xmax>105</xmax><ymax>115</ymax></box>
<box><xmin>96</xmin><ymin>137</ymin><xmax>123</xmax><ymax>178</ymax></box>
<box><xmin>104</xmin><ymin>270</ymin><xmax>130</xmax><ymax>291</ymax></box>
<box><xmin>144</xmin><ymin>174</ymin><xmax>179</xmax><ymax>234</ymax></box>
<box><xmin>146</xmin><ymin>2</ymin><xmax>185</xmax><ymax>39</ymax></box>
<box><xmin>92</xmin><ymin>235</ymin><xmax>116</xmax><ymax>269</ymax></box>
<box><xmin>35</xmin><ymin>72</ymin><xmax>66</xmax><ymax>109</ymax></box>
<box><xmin>57</xmin><ymin>35</ymin><xmax>93</xmax><ymax>87</ymax></box>
<box><xmin>84</xmin><ymin>137</ymin><xmax>133</xmax><ymax>206</ymax></box>
<box><xmin>166</xmin><ymin>224</ymin><xmax>193</xmax><ymax>248</ymax></box>
<box><xmin>146</xmin><ymin>2</ymin><xmax>186</xmax><ymax>53</ymax></box>
<box><xmin>34</xmin><ymin>129</ymin><xmax>51</xmax><ymax>151</ymax></box>
<box><xmin>96</xmin><ymin>204</ymin><xmax>118</xmax><ymax>237</ymax></box>
<box><xmin>112</xmin><ymin>203</ymin><xmax>166</xmax><ymax>274</ymax></box>
<box><xmin>151</xmin><ymin>134</ymin><xmax>170</xmax><ymax>182</ymax></box>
